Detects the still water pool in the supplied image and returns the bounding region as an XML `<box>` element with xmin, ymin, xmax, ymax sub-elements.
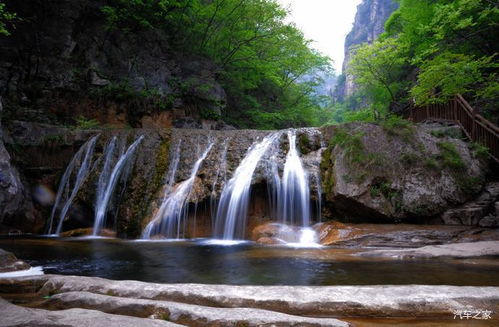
<box><xmin>1</xmin><ymin>236</ymin><xmax>498</xmax><ymax>286</ymax></box>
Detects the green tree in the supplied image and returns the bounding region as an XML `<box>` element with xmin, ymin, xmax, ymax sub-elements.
<box><xmin>0</xmin><ymin>2</ymin><xmax>17</xmax><ymax>36</ymax></box>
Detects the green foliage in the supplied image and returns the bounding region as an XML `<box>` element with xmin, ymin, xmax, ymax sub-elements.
<box><xmin>400</xmin><ymin>152</ymin><xmax>419</xmax><ymax>166</ymax></box>
<box><xmin>75</xmin><ymin>116</ymin><xmax>100</xmax><ymax>129</ymax></box>
<box><xmin>101</xmin><ymin>0</ymin><xmax>333</xmax><ymax>129</ymax></box>
<box><xmin>379</xmin><ymin>114</ymin><xmax>414</xmax><ymax>140</ymax></box>
<box><xmin>329</xmin><ymin>128</ymin><xmax>384</xmax><ymax>176</ymax></box>
<box><xmin>0</xmin><ymin>3</ymin><xmax>17</xmax><ymax>36</ymax></box>
<box><xmin>437</xmin><ymin>141</ymin><xmax>466</xmax><ymax>171</ymax></box>
<box><xmin>469</xmin><ymin>142</ymin><xmax>490</xmax><ymax>161</ymax></box>
<box><xmin>340</xmin><ymin>0</ymin><xmax>499</xmax><ymax>123</ymax></box>
<box><xmin>424</xmin><ymin>157</ymin><xmax>439</xmax><ymax>170</ymax></box>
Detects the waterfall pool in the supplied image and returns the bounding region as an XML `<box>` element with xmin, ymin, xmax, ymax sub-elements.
<box><xmin>1</xmin><ymin>236</ymin><xmax>498</xmax><ymax>286</ymax></box>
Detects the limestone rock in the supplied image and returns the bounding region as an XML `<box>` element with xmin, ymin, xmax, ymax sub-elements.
<box><xmin>43</xmin><ymin>291</ymin><xmax>349</xmax><ymax>327</ymax></box>
<box><xmin>320</xmin><ymin>123</ymin><xmax>487</xmax><ymax>223</ymax></box>
<box><xmin>316</xmin><ymin>221</ymin><xmax>499</xmax><ymax>247</ymax></box>
<box><xmin>0</xmin><ymin>298</ymin><xmax>184</xmax><ymax>327</ymax></box>
<box><xmin>0</xmin><ymin>101</ymin><xmax>34</xmax><ymax>228</ymax></box>
<box><xmin>441</xmin><ymin>182</ymin><xmax>499</xmax><ymax>226</ymax></box>
<box><xmin>362</xmin><ymin>241</ymin><xmax>499</xmax><ymax>258</ymax></box>
<box><xmin>0</xmin><ymin>248</ymin><xmax>30</xmax><ymax>272</ymax></box>
<box><xmin>2</xmin><ymin>275</ymin><xmax>497</xmax><ymax>319</ymax></box>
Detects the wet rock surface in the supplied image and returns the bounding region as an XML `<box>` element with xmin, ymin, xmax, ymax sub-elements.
<box><xmin>316</xmin><ymin>221</ymin><xmax>499</xmax><ymax>247</ymax></box>
<box><xmin>361</xmin><ymin>241</ymin><xmax>499</xmax><ymax>258</ymax></box>
<box><xmin>0</xmin><ymin>249</ymin><xmax>30</xmax><ymax>273</ymax></box>
<box><xmin>0</xmin><ymin>274</ymin><xmax>498</xmax><ymax>321</ymax></box>
<box><xmin>0</xmin><ymin>297</ymin><xmax>184</xmax><ymax>327</ymax></box>
<box><xmin>42</xmin><ymin>291</ymin><xmax>349</xmax><ymax>327</ymax></box>
<box><xmin>442</xmin><ymin>182</ymin><xmax>499</xmax><ymax>226</ymax></box>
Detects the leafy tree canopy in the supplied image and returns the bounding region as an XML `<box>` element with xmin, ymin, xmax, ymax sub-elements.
<box><xmin>101</xmin><ymin>0</ymin><xmax>334</xmax><ymax>129</ymax></box>
<box><xmin>338</xmin><ymin>0</ymin><xmax>498</xmax><ymax>124</ymax></box>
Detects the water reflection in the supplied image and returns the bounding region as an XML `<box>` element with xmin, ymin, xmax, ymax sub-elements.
<box><xmin>1</xmin><ymin>236</ymin><xmax>498</xmax><ymax>286</ymax></box>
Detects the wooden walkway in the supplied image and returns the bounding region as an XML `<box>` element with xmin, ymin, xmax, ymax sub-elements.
<box><xmin>403</xmin><ymin>94</ymin><xmax>499</xmax><ymax>162</ymax></box>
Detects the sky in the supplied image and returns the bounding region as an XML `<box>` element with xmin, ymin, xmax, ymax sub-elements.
<box><xmin>277</xmin><ymin>0</ymin><xmax>362</xmax><ymax>72</ymax></box>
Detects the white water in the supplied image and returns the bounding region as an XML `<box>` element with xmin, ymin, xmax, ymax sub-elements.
<box><xmin>0</xmin><ymin>266</ymin><xmax>44</xmax><ymax>278</ymax></box>
<box><xmin>142</xmin><ymin>142</ymin><xmax>213</xmax><ymax>239</ymax></box>
<box><xmin>210</xmin><ymin>141</ymin><xmax>229</xmax><ymax>220</ymax></box>
<box><xmin>214</xmin><ymin>133</ymin><xmax>281</xmax><ymax>240</ymax></box>
<box><xmin>49</xmin><ymin>135</ymin><xmax>99</xmax><ymax>235</ymax></box>
<box><xmin>278</xmin><ymin>130</ymin><xmax>310</xmax><ymax>227</ymax></box>
<box><xmin>92</xmin><ymin>136</ymin><xmax>144</xmax><ymax>236</ymax></box>
<box><xmin>93</xmin><ymin>136</ymin><xmax>117</xmax><ymax>231</ymax></box>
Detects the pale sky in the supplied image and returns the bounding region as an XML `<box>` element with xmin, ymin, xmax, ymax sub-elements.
<box><xmin>278</xmin><ymin>0</ymin><xmax>362</xmax><ymax>72</ymax></box>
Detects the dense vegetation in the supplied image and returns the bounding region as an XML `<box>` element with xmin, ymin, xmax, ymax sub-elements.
<box><xmin>333</xmin><ymin>0</ymin><xmax>498</xmax><ymax>125</ymax></box>
<box><xmin>100</xmin><ymin>0</ymin><xmax>333</xmax><ymax>129</ymax></box>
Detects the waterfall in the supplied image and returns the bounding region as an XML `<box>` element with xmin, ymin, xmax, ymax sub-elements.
<box><xmin>210</xmin><ymin>141</ymin><xmax>229</xmax><ymax>220</ymax></box>
<box><xmin>312</xmin><ymin>171</ymin><xmax>322</xmax><ymax>222</ymax></box>
<box><xmin>92</xmin><ymin>136</ymin><xmax>144</xmax><ymax>236</ymax></box>
<box><xmin>94</xmin><ymin>137</ymin><xmax>117</xmax><ymax>227</ymax></box>
<box><xmin>48</xmin><ymin>135</ymin><xmax>99</xmax><ymax>235</ymax></box>
<box><xmin>277</xmin><ymin>130</ymin><xmax>310</xmax><ymax>227</ymax></box>
<box><xmin>142</xmin><ymin>142</ymin><xmax>213</xmax><ymax>239</ymax></box>
<box><xmin>214</xmin><ymin>132</ymin><xmax>280</xmax><ymax>240</ymax></box>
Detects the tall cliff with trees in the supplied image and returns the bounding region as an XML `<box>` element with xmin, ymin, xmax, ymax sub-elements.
<box><xmin>336</xmin><ymin>0</ymin><xmax>398</xmax><ymax>100</ymax></box>
<box><xmin>333</xmin><ymin>0</ymin><xmax>498</xmax><ymax>125</ymax></box>
<box><xmin>0</xmin><ymin>0</ymin><xmax>332</xmax><ymax>130</ymax></box>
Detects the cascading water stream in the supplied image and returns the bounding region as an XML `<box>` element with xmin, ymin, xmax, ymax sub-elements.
<box><xmin>210</xmin><ymin>141</ymin><xmax>229</xmax><ymax>220</ymax></box>
<box><xmin>92</xmin><ymin>135</ymin><xmax>144</xmax><ymax>236</ymax></box>
<box><xmin>277</xmin><ymin>130</ymin><xmax>311</xmax><ymax>227</ymax></box>
<box><xmin>142</xmin><ymin>142</ymin><xmax>213</xmax><ymax>239</ymax></box>
<box><xmin>48</xmin><ymin>135</ymin><xmax>99</xmax><ymax>235</ymax></box>
<box><xmin>214</xmin><ymin>133</ymin><xmax>281</xmax><ymax>240</ymax></box>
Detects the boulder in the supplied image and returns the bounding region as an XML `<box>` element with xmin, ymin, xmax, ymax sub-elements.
<box><xmin>0</xmin><ymin>100</ymin><xmax>34</xmax><ymax>228</ymax></box>
<box><xmin>0</xmin><ymin>248</ymin><xmax>30</xmax><ymax>272</ymax></box>
<box><xmin>320</xmin><ymin>123</ymin><xmax>487</xmax><ymax>223</ymax></box>
<box><xmin>441</xmin><ymin>182</ymin><xmax>499</xmax><ymax>226</ymax></box>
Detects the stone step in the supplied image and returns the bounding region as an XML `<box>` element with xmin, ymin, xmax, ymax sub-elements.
<box><xmin>0</xmin><ymin>297</ymin><xmax>184</xmax><ymax>327</ymax></box>
<box><xmin>41</xmin><ymin>291</ymin><xmax>349</xmax><ymax>327</ymax></box>
<box><xmin>2</xmin><ymin>275</ymin><xmax>498</xmax><ymax>319</ymax></box>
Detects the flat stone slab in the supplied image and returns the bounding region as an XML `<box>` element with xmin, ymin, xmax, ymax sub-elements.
<box><xmin>0</xmin><ymin>298</ymin><xmax>184</xmax><ymax>327</ymax></box>
<box><xmin>1</xmin><ymin>275</ymin><xmax>498</xmax><ymax>318</ymax></box>
<box><xmin>44</xmin><ymin>291</ymin><xmax>349</xmax><ymax>327</ymax></box>
<box><xmin>361</xmin><ymin>241</ymin><xmax>499</xmax><ymax>258</ymax></box>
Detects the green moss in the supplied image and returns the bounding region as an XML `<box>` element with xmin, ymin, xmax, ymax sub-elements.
<box><xmin>469</xmin><ymin>142</ymin><xmax>490</xmax><ymax>161</ymax></box>
<box><xmin>457</xmin><ymin>175</ymin><xmax>484</xmax><ymax>196</ymax></box>
<box><xmin>320</xmin><ymin>147</ymin><xmax>335</xmax><ymax>193</ymax></box>
<box><xmin>370</xmin><ymin>178</ymin><xmax>403</xmax><ymax>212</ymax></box>
<box><xmin>437</xmin><ymin>141</ymin><xmax>465</xmax><ymax>171</ymax></box>
<box><xmin>329</xmin><ymin>128</ymin><xmax>365</xmax><ymax>164</ymax></box>
<box><xmin>123</xmin><ymin>137</ymin><xmax>170</xmax><ymax>237</ymax></box>
<box><xmin>380</xmin><ymin>115</ymin><xmax>415</xmax><ymax>141</ymax></box>
<box><xmin>160</xmin><ymin>312</ymin><xmax>170</xmax><ymax>321</ymax></box>
<box><xmin>424</xmin><ymin>157</ymin><xmax>439</xmax><ymax>170</ymax></box>
<box><xmin>298</xmin><ymin>133</ymin><xmax>311</xmax><ymax>153</ymax></box>
<box><xmin>75</xmin><ymin>115</ymin><xmax>100</xmax><ymax>129</ymax></box>
<box><xmin>400</xmin><ymin>152</ymin><xmax>419</xmax><ymax>165</ymax></box>
<box><xmin>328</xmin><ymin>127</ymin><xmax>386</xmax><ymax>182</ymax></box>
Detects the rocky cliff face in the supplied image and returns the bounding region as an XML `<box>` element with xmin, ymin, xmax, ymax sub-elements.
<box><xmin>340</xmin><ymin>0</ymin><xmax>398</xmax><ymax>98</ymax></box>
<box><xmin>0</xmin><ymin>118</ymin><xmax>492</xmax><ymax>236</ymax></box>
<box><xmin>0</xmin><ymin>0</ymin><xmax>227</xmax><ymax>129</ymax></box>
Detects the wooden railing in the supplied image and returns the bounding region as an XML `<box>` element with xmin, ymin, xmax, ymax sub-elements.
<box><xmin>402</xmin><ymin>94</ymin><xmax>499</xmax><ymax>162</ymax></box>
